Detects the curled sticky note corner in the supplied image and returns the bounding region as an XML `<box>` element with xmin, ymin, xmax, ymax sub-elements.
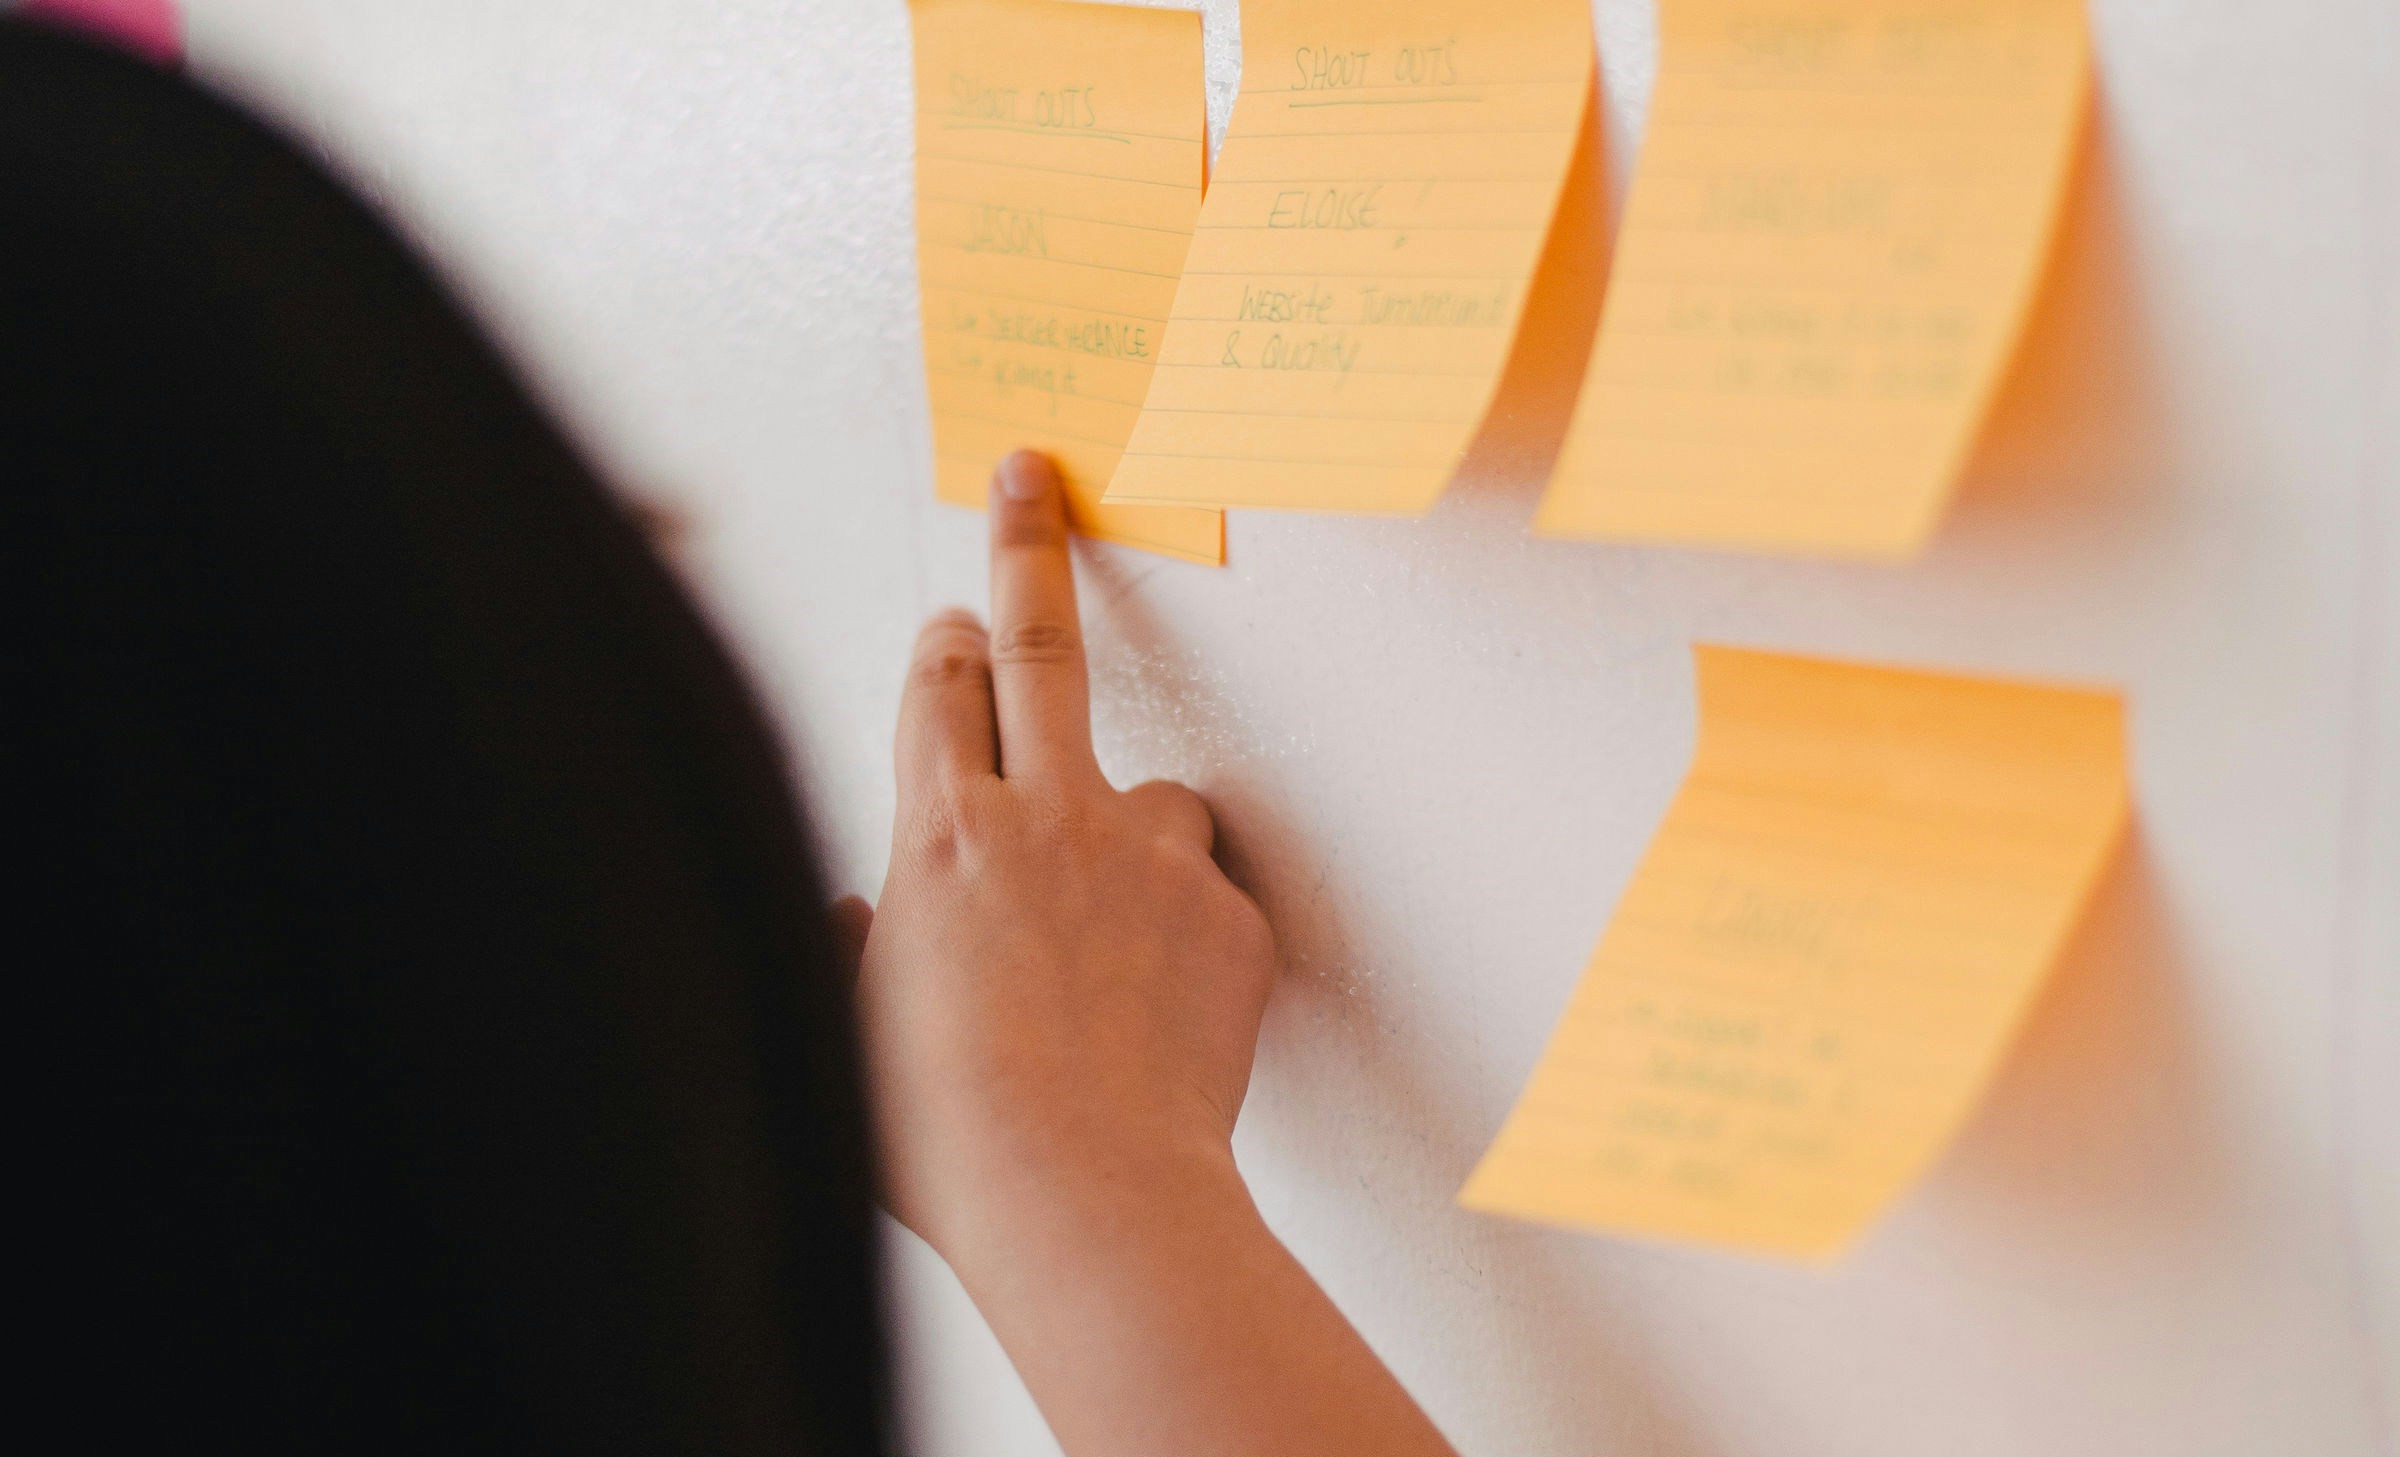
<box><xmin>1462</xmin><ymin>645</ymin><xmax>2129</xmax><ymax>1260</ymax></box>
<box><xmin>1534</xmin><ymin>0</ymin><xmax>2093</xmax><ymax>559</ymax></box>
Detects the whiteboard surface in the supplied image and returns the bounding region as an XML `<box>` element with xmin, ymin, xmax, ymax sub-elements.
<box><xmin>180</xmin><ymin>2</ymin><xmax>2399</xmax><ymax>1453</ymax></box>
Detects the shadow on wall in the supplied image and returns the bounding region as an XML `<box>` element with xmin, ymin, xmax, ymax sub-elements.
<box><xmin>1277</xmin><ymin>957</ymin><xmax>1741</xmax><ymax>1457</ymax></box>
<box><xmin>1946</xmin><ymin>89</ymin><xmax>2175</xmax><ymax>549</ymax></box>
<box><xmin>1435</xmin><ymin>72</ymin><xmax>2174</xmax><ymax>563</ymax></box>
<box><xmin>1450</xmin><ymin>56</ymin><xmax>1613</xmax><ymax>505</ymax></box>
<box><xmin>1069</xmin><ymin>77</ymin><xmax>2209</xmax><ymax>1457</ymax></box>
<box><xmin>1930</xmin><ymin>830</ymin><xmax>2236</xmax><ymax>1267</ymax></box>
<box><xmin>1922</xmin><ymin>90</ymin><xmax>2238</xmax><ymax>1268</ymax></box>
<box><xmin>1074</xmin><ymin>545</ymin><xmax>1729</xmax><ymax>1457</ymax></box>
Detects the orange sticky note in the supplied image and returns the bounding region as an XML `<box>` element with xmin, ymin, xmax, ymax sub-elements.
<box><xmin>1103</xmin><ymin>1</ymin><xmax>1593</xmax><ymax>515</ymax></box>
<box><xmin>1462</xmin><ymin>646</ymin><xmax>2128</xmax><ymax>1259</ymax></box>
<box><xmin>910</xmin><ymin>0</ymin><xmax>1223</xmax><ymax>564</ymax></box>
<box><xmin>1535</xmin><ymin>0</ymin><xmax>2092</xmax><ymax>557</ymax></box>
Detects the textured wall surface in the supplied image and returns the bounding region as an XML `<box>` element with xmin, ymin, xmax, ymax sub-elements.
<box><xmin>179</xmin><ymin>3</ymin><xmax>2398</xmax><ymax>1453</ymax></box>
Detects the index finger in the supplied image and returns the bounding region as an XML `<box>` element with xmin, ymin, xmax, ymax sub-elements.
<box><xmin>987</xmin><ymin>450</ymin><xmax>1099</xmax><ymax>785</ymax></box>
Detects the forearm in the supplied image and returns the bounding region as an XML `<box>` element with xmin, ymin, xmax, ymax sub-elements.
<box><xmin>943</xmin><ymin>1141</ymin><xmax>1459</xmax><ymax>1457</ymax></box>
<box><xmin>863</xmin><ymin>455</ymin><xmax>1450</xmax><ymax>1455</ymax></box>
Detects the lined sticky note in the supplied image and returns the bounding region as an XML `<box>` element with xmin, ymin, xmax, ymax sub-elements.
<box><xmin>910</xmin><ymin>0</ymin><xmax>1222</xmax><ymax>564</ymax></box>
<box><xmin>1462</xmin><ymin>646</ymin><xmax>2128</xmax><ymax>1259</ymax></box>
<box><xmin>1535</xmin><ymin>0</ymin><xmax>2092</xmax><ymax>557</ymax></box>
<box><xmin>1102</xmin><ymin>0</ymin><xmax>1593</xmax><ymax>515</ymax></box>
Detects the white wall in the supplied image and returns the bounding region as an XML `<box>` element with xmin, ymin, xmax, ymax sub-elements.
<box><xmin>180</xmin><ymin>3</ymin><xmax>2398</xmax><ymax>1453</ymax></box>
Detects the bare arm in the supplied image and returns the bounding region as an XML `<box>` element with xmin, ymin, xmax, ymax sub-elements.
<box><xmin>848</xmin><ymin>450</ymin><xmax>1458</xmax><ymax>1457</ymax></box>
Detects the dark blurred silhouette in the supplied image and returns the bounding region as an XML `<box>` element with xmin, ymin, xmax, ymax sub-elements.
<box><xmin>5</xmin><ymin>25</ymin><xmax>891</xmax><ymax>1455</ymax></box>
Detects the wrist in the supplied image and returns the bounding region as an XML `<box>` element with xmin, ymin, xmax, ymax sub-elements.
<box><xmin>929</xmin><ymin>1125</ymin><xmax>1258</xmax><ymax>1301</ymax></box>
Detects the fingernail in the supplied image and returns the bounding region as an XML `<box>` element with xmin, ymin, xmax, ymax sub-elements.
<box><xmin>997</xmin><ymin>450</ymin><xmax>1052</xmax><ymax>502</ymax></box>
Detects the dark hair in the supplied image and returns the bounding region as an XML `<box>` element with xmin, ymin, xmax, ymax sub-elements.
<box><xmin>5</xmin><ymin>25</ymin><xmax>891</xmax><ymax>1454</ymax></box>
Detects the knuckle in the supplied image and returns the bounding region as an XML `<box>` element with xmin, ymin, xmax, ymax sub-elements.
<box><xmin>1161</xmin><ymin>781</ymin><xmax>1212</xmax><ymax>820</ymax></box>
<box><xmin>902</xmin><ymin>812</ymin><xmax>960</xmax><ymax>872</ymax></box>
<box><xmin>1152</xmin><ymin>838</ymin><xmax>1216</xmax><ymax>886</ymax></box>
<box><xmin>1017</xmin><ymin>785</ymin><xmax>1084</xmax><ymax>836</ymax></box>
<box><xmin>908</xmin><ymin>783</ymin><xmax>995</xmax><ymax>863</ymax></box>
<box><xmin>1132</xmin><ymin>779</ymin><xmax>1214</xmax><ymax>836</ymax></box>
<box><xmin>1225</xmin><ymin>892</ymin><xmax>1278</xmax><ymax>965</ymax></box>
<box><xmin>993</xmin><ymin>509</ymin><xmax>1068</xmax><ymax>551</ymax></box>
<box><xmin>991</xmin><ymin>620</ymin><xmax>1082</xmax><ymax>664</ymax></box>
<box><xmin>909</xmin><ymin>648</ymin><xmax>991</xmax><ymax>691</ymax></box>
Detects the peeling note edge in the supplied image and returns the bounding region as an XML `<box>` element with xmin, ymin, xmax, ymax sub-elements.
<box><xmin>1100</xmin><ymin>40</ymin><xmax>1599</xmax><ymax>518</ymax></box>
<box><xmin>1457</xmin><ymin>1175</ymin><xmax>1856</xmax><ymax>1263</ymax></box>
<box><xmin>905</xmin><ymin>0</ymin><xmax>1226</xmax><ymax>566</ymax></box>
<box><xmin>1526</xmin><ymin>499</ymin><xmax>1936</xmax><ymax>562</ymax></box>
<box><xmin>1456</xmin><ymin>792</ymin><xmax>2131</xmax><ymax>1263</ymax></box>
<box><xmin>1900</xmin><ymin>18</ymin><xmax>2098</xmax><ymax>560</ymax></box>
<box><xmin>931</xmin><ymin>471</ymin><xmax>1227</xmax><ymax>565</ymax></box>
<box><xmin>1527</xmin><ymin>6</ymin><xmax>2096</xmax><ymax>562</ymax></box>
<box><xmin>1456</xmin><ymin>643</ymin><xmax>2134</xmax><ymax>1263</ymax></box>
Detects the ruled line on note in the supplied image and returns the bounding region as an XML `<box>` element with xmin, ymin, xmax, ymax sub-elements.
<box><xmin>921</xmin><ymin>336</ymin><xmax>1164</xmax><ymax>372</ymax></box>
<box><xmin>1236</xmin><ymin>76</ymin><xmax>1584</xmax><ymax>97</ymax></box>
<box><xmin>1195</xmin><ymin>218</ymin><xmax>1554</xmax><ymax>232</ymax></box>
<box><xmin>1102</xmin><ymin>0</ymin><xmax>1595</xmax><ymax>515</ymax></box>
<box><xmin>929</xmin><ymin>117</ymin><xmax>1203</xmax><ymax>145</ymax></box>
<box><xmin>1206</xmin><ymin>171</ymin><xmax>1570</xmax><ymax>186</ymax></box>
<box><xmin>914</xmin><ymin>152</ymin><xmax>1201</xmax><ymax>189</ymax></box>
<box><xmin>1176</xmin><ymin>268</ymin><xmax>1528</xmax><ymax>281</ymax></box>
<box><xmin>1145</xmin><ymin>360</ymin><xmax>1499</xmax><ymax>378</ymax></box>
<box><xmin>1129</xmin><ymin>401</ymin><xmax>1479</xmax><ymax>424</ymax></box>
<box><xmin>912</xmin><ymin>0</ymin><xmax>1221</xmax><ymax>563</ymax></box>
<box><xmin>920</xmin><ymin>282</ymin><xmax>1170</xmax><ymax>321</ymax></box>
<box><xmin>1238</xmin><ymin>125</ymin><xmax>1578</xmax><ymax>139</ymax></box>
<box><xmin>1285</xmin><ymin>93</ymin><xmax>1490</xmax><ymax>108</ymax></box>
<box><xmin>935</xmin><ymin>252</ymin><xmax>1187</xmax><ymax>281</ymax></box>
<box><xmin>1118</xmin><ymin>446</ymin><xmax>1466</xmax><ymax>467</ymax></box>
<box><xmin>923</xmin><ymin>368</ymin><xmax>1148</xmax><ymax>411</ymax></box>
<box><xmin>935</xmin><ymin>120</ymin><xmax>1136</xmax><ymax>144</ymax></box>
<box><xmin>935</xmin><ymin>408</ymin><xmax>1143</xmax><ymax>450</ymax></box>
<box><xmin>918</xmin><ymin>194</ymin><xmax>1197</xmax><ymax>234</ymax></box>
